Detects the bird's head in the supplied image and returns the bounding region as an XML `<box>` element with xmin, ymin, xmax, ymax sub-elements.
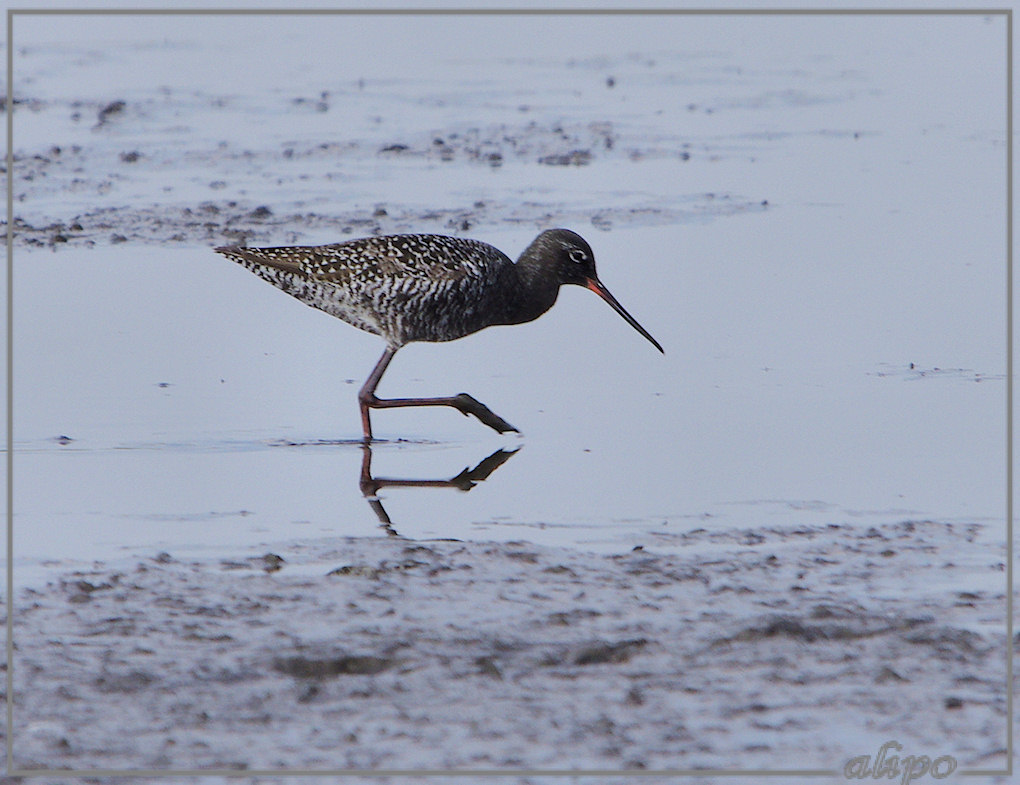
<box><xmin>529</xmin><ymin>228</ymin><xmax>664</xmax><ymax>354</ymax></box>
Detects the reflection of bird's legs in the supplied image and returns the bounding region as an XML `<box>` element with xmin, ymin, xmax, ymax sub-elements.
<box><xmin>366</xmin><ymin>446</ymin><xmax>521</xmax><ymax>493</ymax></box>
<box><xmin>358</xmin><ymin>444</ymin><xmax>521</xmax><ymax>536</ymax></box>
<box><xmin>357</xmin><ymin>346</ymin><xmax>519</xmax><ymax>442</ymax></box>
<box><xmin>358</xmin><ymin>442</ymin><xmax>379</xmax><ymax>497</ymax></box>
<box><xmin>359</xmin><ymin>444</ymin><xmax>398</xmax><ymax>536</ymax></box>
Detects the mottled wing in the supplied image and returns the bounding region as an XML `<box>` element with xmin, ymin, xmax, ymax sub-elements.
<box><xmin>217</xmin><ymin>234</ymin><xmax>505</xmax><ymax>284</ymax></box>
<box><xmin>215</xmin><ymin>234</ymin><xmax>514</xmax><ymax>345</ymax></box>
<box><xmin>214</xmin><ymin>244</ymin><xmax>343</xmax><ymax>282</ymax></box>
<box><xmin>214</xmin><ymin>242</ymin><xmax>388</xmax><ymax>336</ymax></box>
<box><xmin>309</xmin><ymin>234</ymin><xmax>506</xmax><ymax>284</ymax></box>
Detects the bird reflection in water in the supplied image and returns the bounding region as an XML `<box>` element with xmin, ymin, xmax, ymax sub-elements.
<box><xmin>358</xmin><ymin>444</ymin><xmax>520</xmax><ymax>536</ymax></box>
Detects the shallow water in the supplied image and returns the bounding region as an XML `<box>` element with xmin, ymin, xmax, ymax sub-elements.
<box><xmin>12</xmin><ymin>213</ymin><xmax>1005</xmax><ymax>580</ymax></box>
<box><xmin>7</xmin><ymin>13</ymin><xmax>1007</xmax><ymax>583</ymax></box>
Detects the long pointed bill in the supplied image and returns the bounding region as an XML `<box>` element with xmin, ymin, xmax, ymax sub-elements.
<box><xmin>586</xmin><ymin>278</ymin><xmax>664</xmax><ymax>353</ymax></box>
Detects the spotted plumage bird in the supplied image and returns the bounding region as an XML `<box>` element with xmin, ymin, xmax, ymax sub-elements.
<box><xmin>215</xmin><ymin>228</ymin><xmax>662</xmax><ymax>440</ymax></box>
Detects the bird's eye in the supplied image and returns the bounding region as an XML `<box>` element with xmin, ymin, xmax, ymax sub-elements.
<box><xmin>568</xmin><ymin>248</ymin><xmax>588</xmax><ymax>264</ymax></box>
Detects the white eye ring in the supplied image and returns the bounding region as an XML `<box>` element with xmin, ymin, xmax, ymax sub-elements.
<box><xmin>568</xmin><ymin>248</ymin><xmax>588</xmax><ymax>264</ymax></box>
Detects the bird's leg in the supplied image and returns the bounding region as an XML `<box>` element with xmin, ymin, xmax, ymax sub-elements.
<box><xmin>358</xmin><ymin>346</ymin><xmax>397</xmax><ymax>442</ymax></box>
<box><xmin>357</xmin><ymin>346</ymin><xmax>519</xmax><ymax>439</ymax></box>
<box><xmin>372</xmin><ymin>392</ymin><xmax>519</xmax><ymax>435</ymax></box>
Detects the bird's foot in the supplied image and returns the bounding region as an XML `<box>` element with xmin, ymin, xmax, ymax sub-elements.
<box><xmin>452</xmin><ymin>394</ymin><xmax>519</xmax><ymax>434</ymax></box>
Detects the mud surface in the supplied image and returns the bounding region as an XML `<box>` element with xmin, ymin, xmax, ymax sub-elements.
<box><xmin>7</xmin><ymin>110</ymin><xmax>769</xmax><ymax>249</ymax></box>
<box><xmin>8</xmin><ymin>520</ymin><xmax>1008</xmax><ymax>776</ymax></box>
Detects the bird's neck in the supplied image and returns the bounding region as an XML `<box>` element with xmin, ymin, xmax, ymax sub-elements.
<box><xmin>507</xmin><ymin>247</ymin><xmax>560</xmax><ymax>325</ymax></box>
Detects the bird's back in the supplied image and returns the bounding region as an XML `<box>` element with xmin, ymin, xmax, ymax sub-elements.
<box><xmin>216</xmin><ymin>234</ymin><xmax>517</xmax><ymax>347</ymax></box>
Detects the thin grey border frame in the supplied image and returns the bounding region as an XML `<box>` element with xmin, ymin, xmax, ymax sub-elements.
<box><xmin>3</xmin><ymin>5</ymin><xmax>1012</xmax><ymax>779</ymax></box>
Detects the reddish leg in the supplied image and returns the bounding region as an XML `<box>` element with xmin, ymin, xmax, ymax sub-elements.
<box><xmin>358</xmin><ymin>346</ymin><xmax>518</xmax><ymax>441</ymax></box>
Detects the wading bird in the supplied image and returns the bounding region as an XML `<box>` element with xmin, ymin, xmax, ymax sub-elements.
<box><xmin>215</xmin><ymin>228</ymin><xmax>663</xmax><ymax>440</ymax></box>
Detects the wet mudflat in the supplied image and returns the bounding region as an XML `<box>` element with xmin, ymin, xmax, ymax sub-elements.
<box><xmin>3</xmin><ymin>11</ymin><xmax>1010</xmax><ymax>781</ymax></box>
<box><xmin>12</xmin><ymin>521</ymin><xmax>1007</xmax><ymax>773</ymax></box>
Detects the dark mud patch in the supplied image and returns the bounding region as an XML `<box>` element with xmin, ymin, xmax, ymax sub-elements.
<box><xmin>273</xmin><ymin>652</ymin><xmax>396</xmax><ymax>678</ymax></box>
<box><xmin>5</xmin><ymin>194</ymin><xmax>768</xmax><ymax>250</ymax></box>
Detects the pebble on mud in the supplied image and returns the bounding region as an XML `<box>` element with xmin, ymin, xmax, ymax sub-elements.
<box><xmin>538</xmin><ymin>149</ymin><xmax>593</xmax><ymax>166</ymax></box>
<box><xmin>96</xmin><ymin>100</ymin><xmax>126</xmax><ymax>126</ymax></box>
